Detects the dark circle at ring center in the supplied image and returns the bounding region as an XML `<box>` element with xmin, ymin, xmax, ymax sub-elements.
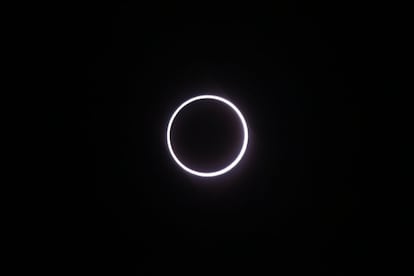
<box><xmin>171</xmin><ymin>100</ymin><xmax>244</xmax><ymax>172</ymax></box>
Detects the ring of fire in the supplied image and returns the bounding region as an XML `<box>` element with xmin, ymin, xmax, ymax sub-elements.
<box><xmin>166</xmin><ymin>95</ymin><xmax>248</xmax><ymax>177</ymax></box>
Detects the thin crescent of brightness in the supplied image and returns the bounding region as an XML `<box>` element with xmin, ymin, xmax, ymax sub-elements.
<box><xmin>166</xmin><ymin>95</ymin><xmax>248</xmax><ymax>177</ymax></box>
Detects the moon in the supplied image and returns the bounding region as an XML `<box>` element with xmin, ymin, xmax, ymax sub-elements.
<box><xmin>167</xmin><ymin>95</ymin><xmax>249</xmax><ymax>177</ymax></box>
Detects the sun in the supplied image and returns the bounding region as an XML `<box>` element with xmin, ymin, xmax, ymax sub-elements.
<box><xmin>167</xmin><ymin>95</ymin><xmax>248</xmax><ymax>177</ymax></box>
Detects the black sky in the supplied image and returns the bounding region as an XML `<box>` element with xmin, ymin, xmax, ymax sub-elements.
<box><xmin>49</xmin><ymin>1</ymin><xmax>368</xmax><ymax>275</ymax></box>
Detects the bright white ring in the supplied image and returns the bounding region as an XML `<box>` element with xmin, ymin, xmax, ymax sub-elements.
<box><xmin>167</xmin><ymin>95</ymin><xmax>248</xmax><ymax>177</ymax></box>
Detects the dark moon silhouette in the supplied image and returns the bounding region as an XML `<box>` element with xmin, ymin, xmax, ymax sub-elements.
<box><xmin>171</xmin><ymin>99</ymin><xmax>244</xmax><ymax>172</ymax></box>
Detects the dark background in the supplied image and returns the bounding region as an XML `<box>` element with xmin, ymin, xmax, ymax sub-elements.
<box><xmin>48</xmin><ymin>1</ymin><xmax>372</xmax><ymax>275</ymax></box>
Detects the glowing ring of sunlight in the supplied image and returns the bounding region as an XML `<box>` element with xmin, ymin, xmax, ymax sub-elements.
<box><xmin>167</xmin><ymin>95</ymin><xmax>248</xmax><ymax>177</ymax></box>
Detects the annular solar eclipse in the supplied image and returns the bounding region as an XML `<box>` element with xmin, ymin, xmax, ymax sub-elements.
<box><xmin>167</xmin><ymin>95</ymin><xmax>249</xmax><ymax>177</ymax></box>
